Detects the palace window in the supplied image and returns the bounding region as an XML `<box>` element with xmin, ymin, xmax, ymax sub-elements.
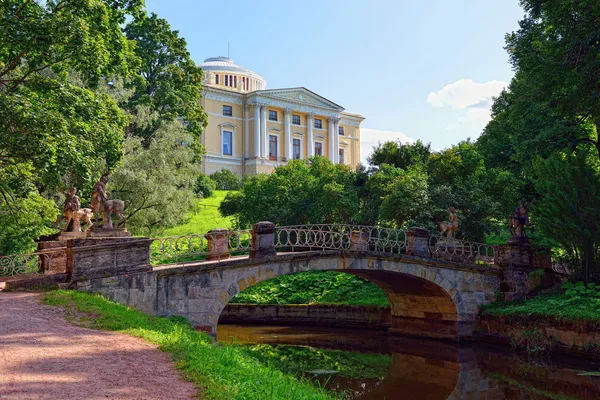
<box><xmin>315</xmin><ymin>142</ymin><xmax>323</xmax><ymax>156</ymax></box>
<box><xmin>269</xmin><ymin>135</ymin><xmax>278</xmax><ymax>160</ymax></box>
<box><xmin>314</xmin><ymin>119</ymin><xmax>322</xmax><ymax>129</ymax></box>
<box><xmin>234</xmin><ymin>75</ymin><xmax>237</xmax><ymax>87</ymax></box>
<box><xmin>216</xmin><ymin>74</ymin><xmax>220</xmax><ymax>84</ymax></box>
<box><xmin>269</xmin><ymin>110</ymin><xmax>278</xmax><ymax>121</ymax></box>
<box><xmin>339</xmin><ymin>148</ymin><xmax>345</xmax><ymax>164</ymax></box>
<box><xmin>338</xmin><ymin>126</ymin><xmax>344</xmax><ymax>135</ymax></box>
<box><xmin>292</xmin><ymin>115</ymin><xmax>300</xmax><ymax>125</ymax></box>
<box><xmin>293</xmin><ymin>138</ymin><xmax>301</xmax><ymax>160</ymax></box>
<box><xmin>222</xmin><ymin>105</ymin><xmax>233</xmax><ymax>116</ymax></box>
<box><xmin>222</xmin><ymin>131</ymin><xmax>232</xmax><ymax>155</ymax></box>
<box><xmin>225</xmin><ymin>75</ymin><xmax>229</xmax><ymax>86</ymax></box>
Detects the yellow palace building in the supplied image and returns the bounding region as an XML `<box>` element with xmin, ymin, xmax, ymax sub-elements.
<box><xmin>199</xmin><ymin>56</ymin><xmax>365</xmax><ymax>176</ymax></box>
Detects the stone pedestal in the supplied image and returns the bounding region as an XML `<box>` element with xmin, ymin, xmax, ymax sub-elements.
<box><xmin>89</xmin><ymin>228</ymin><xmax>131</xmax><ymax>238</ymax></box>
<box><xmin>406</xmin><ymin>227</ymin><xmax>431</xmax><ymax>257</ymax></box>
<box><xmin>57</xmin><ymin>231</ymin><xmax>90</xmax><ymax>241</ymax></box>
<box><xmin>349</xmin><ymin>230</ymin><xmax>369</xmax><ymax>252</ymax></box>
<box><xmin>37</xmin><ymin>240</ymin><xmax>68</xmax><ymax>274</ymax></box>
<box><xmin>250</xmin><ymin>221</ymin><xmax>276</xmax><ymax>258</ymax></box>
<box><xmin>205</xmin><ymin>229</ymin><xmax>230</xmax><ymax>261</ymax></box>
<box><xmin>68</xmin><ymin>237</ymin><xmax>152</xmax><ymax>281</ymax></box>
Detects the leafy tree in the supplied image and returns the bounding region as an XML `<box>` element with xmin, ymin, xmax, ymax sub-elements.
<box><xmin>220</xmin><ymin>157</ymin><xmax>359</xmax><ymax>228</ymax></box>
<box><xmin>0</xmin><ymin>0</ymin><xmax>142</xmax><ymax>253</ymax></box>
<box><xmin>533</xmin><ymin>150</ymin><xmax>600</xmax><ymax>282</ymax></box>
<box><xmin>124</xmin><ymin>13</ymin><xmax>207</xmax><ymax>143</ymax></box>
<box><xmin>210</xmin><ymin>169</ymin><xmax>242</xmax><ymax>190</ymax></box>
<box><xmin>194</xmin><ymin>174</ymin><xmax>216</xmax><ymax>198</ymax></box>
<box><xmin>354</xmin><ymin>164</ymin><xmax>401</xmax><ymax>225</ymax></box>
<box><xmin>504</xmin><ymin>0</ymin><xmax>600</xmax><ymax>159</ymax></box>
<box><xmin>108</xmin><ymin>121</ymin><xmax>200</xmax><ymax>235</ymax></box>
<box><xmin>378</xmin><ymin>167</ymin><xmax>429</xmax><ymax>228</ymax></box>
<box><xmin>367</xmin><ymin>140</ymin><xmax>431</xmax><ymax>169</ymax></box>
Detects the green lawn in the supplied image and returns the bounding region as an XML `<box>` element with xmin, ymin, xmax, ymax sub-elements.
<box><xmin>44</xmin><ymin>290</ymin><xmax>335</xmax><ymax>400</ymax></box>
<box><xmin>161</xmin><ymin>190</ymin><xmax>234</xmax><ymax>237</ymax></box>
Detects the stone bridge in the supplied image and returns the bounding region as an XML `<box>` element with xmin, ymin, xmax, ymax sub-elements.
<box><xmin>63</xmin><ymin>223</ymin><xmax>553</xmax><ymax>340</ymax></box>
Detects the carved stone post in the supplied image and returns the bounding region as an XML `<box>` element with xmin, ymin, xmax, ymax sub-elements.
<box><xmin>250</xmin><ymin>221</ymin><xmax>276</xmax><ymax>258</ymax></box>
<box><xmin>205</xmin><ymin>229</ymin><xmax>230</xmax><ymax>261</ymax></box>
<box><xmin>349</xmin><ymin>230</ymin><xmax>369</xmax><ymax>252</ymax></box>
<box><xmin>406</xmin><ymin>227</ymin><xmax>431</xmax><ymax>258</ymax></box>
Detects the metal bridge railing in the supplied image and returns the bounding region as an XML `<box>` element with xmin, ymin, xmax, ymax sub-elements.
<box><xmin>151</xmin><ymin>229</ymin><xmax>251</xmax><ymax>265</ymax></box>
<box><xmin>0</xmin><ymin>248</ymin><xmax>67</xmax><ymax>277</ymax></box>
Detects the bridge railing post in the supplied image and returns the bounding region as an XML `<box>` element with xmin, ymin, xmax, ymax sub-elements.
<box><xmin>250</xmin><ymin>221</ymin><xmax>277</xmax><ymax>259</ymax></box>
<box><xmin>204</xmin><ymin>229</ymin><xmax>230</xmax><ymax>261</ymax></box>
<box><xmin>406</xmin><ymin>227</ymin><xmax>431</xmax><ymax>258</ymax></box>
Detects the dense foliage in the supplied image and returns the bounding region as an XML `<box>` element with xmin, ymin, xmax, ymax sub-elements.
<box><xmin>194</xmin><ymin>173</ymin><xmax>217</xmax><ymax>198</ymax></box>
<box><xmin>0</xmin><ymin>2</ymin><xmax>207</xmax><ymax>252</ymax></box>
<box><xmin>230</xmin><ymin>271</ymin><xmax>389</xmax><ymax>307</ymax></box>
<box><xmin>44</xmin><ymin>290</ymin><xmax>335</xmax><ymax>400</ymax></box>
<box><xmin>479</xmin><ymin>0</ymin><xmax>600</xmax><ymax>279</ymax></box>
<box><xmin>221</xmin><ymin>147</ymin><xmax>514</xmax><ymax>242</ymax></box>
<box><xmin>210</xmin><ymin>168</ymin><xmax>243</xmax><ymax>190</ymax></box>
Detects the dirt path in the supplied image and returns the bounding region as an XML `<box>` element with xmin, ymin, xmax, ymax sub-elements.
<box><xmin>0</xmin><ymin>292</ymin><xmax>198</xmax><ymax>400</ymax></box>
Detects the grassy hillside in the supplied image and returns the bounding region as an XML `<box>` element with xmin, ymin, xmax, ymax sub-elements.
<box><xmin>161</xmin><ymin>190</ymin><xmax>234</xmax><ymax>237</ymax></box>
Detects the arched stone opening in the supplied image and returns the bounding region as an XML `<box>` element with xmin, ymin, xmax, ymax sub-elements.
<box><xmin>209</xmin><ymin>257</ymin><xmax>466</xmax><ymax>340</ymax></box>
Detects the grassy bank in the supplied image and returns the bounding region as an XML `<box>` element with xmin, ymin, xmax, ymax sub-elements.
<box><xmin>161</xmin><ymin>190</ymin><xmax>234</xmax><ymax>237</ymax></box>
<box><xmin>230</xmin><ymin>271</ymin><xmax>390</xmax><ymax>308</ymax></box>
<box><xmin>43</xmin><ymin>290</ymin><xmax>335</xmax><ymax>400</ymax></box>
<box><xmin>481</xmin><ymin>282</ymin><xmax>600</xmax><ymax>327</ymax></box>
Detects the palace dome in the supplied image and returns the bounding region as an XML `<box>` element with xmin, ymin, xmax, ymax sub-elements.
<box><xmin>199</xmin><ymin>57</ymin><xmax>266</xmax><ymax>91</ymax></box>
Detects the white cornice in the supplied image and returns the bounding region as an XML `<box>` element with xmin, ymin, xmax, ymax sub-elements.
<box><xmin>204</xmin><ymin>87</ymin><xmax>244</xmax><ymax>105</ymax></box>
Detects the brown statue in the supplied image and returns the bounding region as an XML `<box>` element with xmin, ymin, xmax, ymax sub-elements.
<box><xmin>509</xmin><ymin>200</ymin><xmax>529</xmax><ymax>238</ymax></box>
<box><xmin>57</xmin><ymin>186</ymin><xmax>93</xmax><ymax>232</ymax></box>
<box><xmin>91</xmin><ymin>174</ymin><xmax>126</xmax><ymax>229</ymax></box>
<box><xmin>439</xmin><ymin>207</ymin><xmax>459</xmax><ymax>239</ymax></box>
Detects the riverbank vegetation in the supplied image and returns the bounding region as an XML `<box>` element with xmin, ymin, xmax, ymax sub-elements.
<box><xmin>482</xmin><ymin>282</ymin><xmax>600</xmax><ymax>328</ymax></box>
<box><xmin>230</xmin><ymin>271</ymin><xmax>389</xmax><ymax>307</ymax></box>
<box><xmin>43</xmin><ymin>290</ymin><xmax>335</xmax><ymax>400</ymax></box>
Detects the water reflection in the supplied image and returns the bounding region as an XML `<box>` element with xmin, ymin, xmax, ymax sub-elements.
<box><xmin>218</xmin><ymin>324</ymin><xmax>600</xmax><ymax>399</ymax></box>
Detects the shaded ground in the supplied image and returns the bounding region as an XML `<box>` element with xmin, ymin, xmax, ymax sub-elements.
<box><xmin>0</xmin><ymin>292</ymin><xmax>197</xmax><ymax>400</ymax></box>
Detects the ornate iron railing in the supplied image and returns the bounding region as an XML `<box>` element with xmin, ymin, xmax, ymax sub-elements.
<box><xmin>0</xmin><ymin>249</ymin><xmax>67</xmax><ymax>277</ymax></box>
<box><xmin>151</xmin><ymin>229</ymin><xmax>251</xmax><ymax>265</ymax></box>
<box><xmin>150</xmin><ymin>225</ymin><xmax>495</xmax><ymax>267</ymax></box>
<box><xmin>428</xmin><ymin>235</ymin><xmax>495</xmax><ymax>266</ymax></box>
<box><xmin>275</xmin><ymin>224</ymin><xmax>409</xmax><ymax>255</ymax></box>
<box><xmin>275</xmin><ymin>224</ymin><xmax>495</xmax><ymax>267</ymax></box>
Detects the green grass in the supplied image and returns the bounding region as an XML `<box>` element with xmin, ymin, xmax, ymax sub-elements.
<box><xmin>43</xmin><ymin>290</ymin><xmax>335</xmax><ymax>400</ymax></box>
<box><xmin>481</xmin><ymin>282</ymin><xmax>600</xmax><ymax>327</ymax></box>
<box><xmin>230</xmin><ymin>271</ymin><xmax>390</xmax><ymax>308</ymax></box>
<box><xmin>161</xmin><ymin>190</ymin><xmax>234</xmax><ymax>237</ymax></box>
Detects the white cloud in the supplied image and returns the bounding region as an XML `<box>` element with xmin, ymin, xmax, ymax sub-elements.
<box><xmin>360</xmin><ymin>128</ymin><xmax>415</xmax><ymax>165</ymax></box>
<box><xmin>427</xmin><ymin>79</ymin><xmax>507</xmax><ymax>131</ymax></box>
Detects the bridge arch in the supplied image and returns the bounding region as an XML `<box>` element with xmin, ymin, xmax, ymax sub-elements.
<box><xmin>155</xmin><ymin>252</ymin><xmax>498</xmax><ymax>339</ymax></box>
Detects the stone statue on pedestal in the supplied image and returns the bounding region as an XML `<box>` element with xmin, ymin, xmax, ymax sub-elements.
<box><xmin>91</xmin><ymin>174</ymin><xmax>127</xmax><ymax>229</ymax></box>
<box><xmin>439</xmin><ymin>207</ymin><xmax>459</xmax><ymax>239</ymax></box>
<box><xmin>509</xmin><ymin>200</ymin><xmax>529</xmax><ymax>242</ymax></box>
<box><xmin>57</xmin><ymin>186</ymin><xmax>93</xmax><ymax>233</ymax></box>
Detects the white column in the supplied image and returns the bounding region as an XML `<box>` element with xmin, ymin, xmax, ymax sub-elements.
<box><xmin>307</xmin><ymin>113</ymin><xmax>315</xmax><ymax>158</ymax></box>
<box><xmin>253</xmin><ymin>104</ymin><xmax>260</xmax><ymax>158</ymax></box>
<box><xmin>328</xmin><ymin>117</ymin><xmax>335</xmax><ymax>161</ymax></box>
<box><xmin>244</xmin><ymin>104</ymin><xmax>250</xmax><ymax>159</ymax></box>
<box><xmin>260</xmin><ymin>104</ymin><xmax>267</xmax><ymax>159</ymax></box>
<box><xmin>333</xmin><ymin>118</ymin><xmax>340</xmax><ymax>164</ymax></box>
<box><xmin>284</xmin><ymin>108</ymin><xmax>292</xmax><ymax>161</ymax></box>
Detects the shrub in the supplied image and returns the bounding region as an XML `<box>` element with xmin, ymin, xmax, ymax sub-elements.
<box><xmin>194</xmin><ymin>173</ymin><xmax>216</xmax><ymax>198</ymax></box>
<box><xmin>210</xmin><ymin>168</ymin><xmax>242</xmax><ymax>190</ymax></box>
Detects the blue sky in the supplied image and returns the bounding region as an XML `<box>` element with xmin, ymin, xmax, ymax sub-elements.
<box><xmin>145</xmin><ymin>0</ymin><xmax>524</xmax><ymax>162</ymax></box>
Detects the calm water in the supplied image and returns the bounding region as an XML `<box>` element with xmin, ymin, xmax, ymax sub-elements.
<box><xmin>217</xmin><ymin>324</ymin><xmax>600</xmax><ymax>399</ymax></box>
